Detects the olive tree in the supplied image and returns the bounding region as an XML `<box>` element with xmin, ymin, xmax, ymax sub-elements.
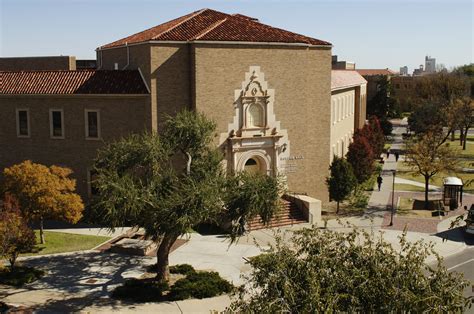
<box><xmin>92</xmin><ymin>110</ymin><xmax>281</xmax><ymax>281</ymax></box>
<box><xmin>229</xmin><ymin>226</ymin><xmax>472</xmax><ymax>312</ymax></box>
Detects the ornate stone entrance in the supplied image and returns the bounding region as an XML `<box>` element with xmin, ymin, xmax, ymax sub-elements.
<box><xmin>220</xmin><ymin>66</ymin><xmax>290</xmax><ymax>177</ymax></box>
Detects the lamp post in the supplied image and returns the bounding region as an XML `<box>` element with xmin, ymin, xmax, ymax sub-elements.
<box><xmin>389</xmin><ymin>169</ymin><xmax>396</xmax><ymax>226</ymax></box>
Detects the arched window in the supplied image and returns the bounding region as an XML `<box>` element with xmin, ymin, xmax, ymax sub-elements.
<box><xmin>247</xmin><ymin>103</ymin><xmax>264</xmax><ymax>127</ymax></box>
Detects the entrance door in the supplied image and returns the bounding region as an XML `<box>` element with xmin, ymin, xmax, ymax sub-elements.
<box><xmin>244</xmin><ymin>158</ymin><xmax>263</xmax><ymax>175</ymax></box>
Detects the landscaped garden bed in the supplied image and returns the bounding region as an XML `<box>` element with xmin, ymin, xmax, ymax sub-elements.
<box><xmin>111</xmin><ymin>264</ymin><xmax>233</xmax><ymax>302</ymax></box>
<box><xmin>0</xmin><ymin>266</ymin><xmax>44</xmax><ymax>287</ymax></box>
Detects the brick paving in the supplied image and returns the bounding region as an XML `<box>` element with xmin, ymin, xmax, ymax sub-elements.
<box><xmin>381</xmin><ymin>191</ymin><xmax>472</xmax><ymax>233</ymax></box>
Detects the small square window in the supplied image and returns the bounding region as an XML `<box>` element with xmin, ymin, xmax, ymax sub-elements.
<box><xmin>16</xmin><ymin>109</ymin><xmax>30</xmax><ymax>137</ymax></box>
<box><xmin>50</xmin><ymin>109</ymin><xmax>64</xmax><ymax>139</ymax></box>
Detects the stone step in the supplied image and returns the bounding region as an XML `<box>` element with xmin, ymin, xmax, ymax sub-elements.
<box><xmin>247</xmin><ymin>197</ymin><xmax>307</xmax><ymax>231</ymax></box>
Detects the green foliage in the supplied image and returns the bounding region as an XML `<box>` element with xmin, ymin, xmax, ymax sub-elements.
<box><xmin>379</xmin><ymin>117</ymin><xmax>393</xmax><ymax>136</ymax></box>
<box><xmin>367</xmin><ymin>76</ymin><xmax>397</xmax><ymax>118</ymax></box>
<box><xmin>408</xmin><ymin>102</ymin><xmax>444</xmax><ymax>135</ymax></box>
<box><xmin>326</xmin><ymin>156</ymin><xmax>356</xmax><ymax>213</ymax></box>
<box><xmin>0</xmin><ymin>266</ymin><xmax>44</xmax><ymax>287</ymax></box>
<box><xmin>347</xmin><ymin>134</ymin><xmax>375</xmax><ymax>183</ymax></box>
<box><xmin>0</xmin><ymin>195</ymin><xmax>36</xmax><ymax>269</ymax></box>
<box><xmin>229</xmin><ymin>226</ymin><xmax>472</xmax><ymax>312</ymax></box>
<box><xmin>169</xmin><ymin>264</ymin><xmax>196</xmax><ymax>276</ymax></box>
<box><xmin>226</xmin><ymin>172</ymin><xmax>283</xmax><ymax>240</ymax></box>
<box><xmin>93</xmin><ymin>110</ymin><xmax>281</xmax><ymax>281</ymax></box>
<box><xmin>111</xmin><ymin>278</ymin><xmax>169</xmax><ymax>302</ymax></box>
<box><xmin>349</xmin><ymin>185</ymin><xmax>369</xmax><ymax>209</ymax></box>
<box><xmin>168</xmin><ymin>271</ymin><xmax>233</xmax><ymax>301</ymax></box>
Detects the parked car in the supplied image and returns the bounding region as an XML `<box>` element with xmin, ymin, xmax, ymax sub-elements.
<box><xmin>465</xmin><ymin>206</ymin><xmax>474</xmax><ymax>237</ymax></box>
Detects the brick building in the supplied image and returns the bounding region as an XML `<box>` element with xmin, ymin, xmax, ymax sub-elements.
<box><xmin>0</xmin><ymin>8</ymin><xmax>366</xmax><ymax>208</ymax></box>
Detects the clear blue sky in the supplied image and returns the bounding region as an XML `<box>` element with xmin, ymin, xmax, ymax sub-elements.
<box><xmin>1</xmin><ymin>0</ymin><xmax>472</xmax><ymax>71</ymax></box>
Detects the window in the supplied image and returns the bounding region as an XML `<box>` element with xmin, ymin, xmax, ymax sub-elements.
<box><xmin>16</xmin><ymin>109</ymin><xmax>30</xmax><ymax>137</ymax></box>
<box><xmin>247</xmin><ymin>103</ymin><xmax>264</xmax><ymax>127</ymax></box>
<box><xmin>49</xmin><ymin>109</ymin><xmax>64</xmax><ymax>139</ymax></box>
<box><xmin>85</xmin><ymin>110</ymin><xmax>100</xmax><ymax>139</ymax></box>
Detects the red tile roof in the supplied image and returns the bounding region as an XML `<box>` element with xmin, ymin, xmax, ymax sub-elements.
<box><xmin>0</xmin><ymin>70</ymin><xmax>149</xmax><ymax>95</ymax></box>
<box><xmin>331</xmin><ymin>70</ymin><xmax>367</xmax><ymax>90</ymax></box>
<box><xmin>100</xmin><ymin>8</ymin><xmax>331</xmax><ymax>49</ymax></box>
<box><xmin>356</xmin><ymin>69</ymin><xmax>397</xmax><ymax>76</ymax></box>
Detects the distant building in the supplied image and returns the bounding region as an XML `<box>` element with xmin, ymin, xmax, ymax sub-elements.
<box><xmin>399</xmin><ymin>66</ymin><xmax>409</xmax><ymax>76</ymax></box>
<box><xmin>413</xmin><ymin>64</ymin><xmax>424</xmax><ymax>76</ymax></box>
<box><xmin>425</xmin><ymin>56</ymin><xmax>436</xmax><ymax>73</ymax></box>
<box><xmin>356</xmin><ymin>69</ymin><xmax>396</xmax><ymax>103</ymax></box>
<box><xmin>332</xmin><ymin>55</ymin><xmax>355</xmax><ymax>70</ymax></box>
<box><xmin>0</xmin><ymin>56</ymin><xmax>77</xmax><ymax>71</ymax></box>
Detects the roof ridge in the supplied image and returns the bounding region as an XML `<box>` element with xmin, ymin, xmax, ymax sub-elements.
<box><xmin>151</xmin><ymin>8</ymin><xmax>210</xmax><ymax>41</ymax></box>
<box><xmin>193</xmin><ymin>16</ymin><xmax>228</xmax><ymax>40</ymax></box>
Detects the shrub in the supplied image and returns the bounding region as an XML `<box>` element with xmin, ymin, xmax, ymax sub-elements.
<box><xmin>0</xmin><ymin>194</ymin><xmax>36</xmax><ymax>269</ymax></box>
<box><xmin>349</xmin><ymin>186</ymin><xmax>369</xmax><ymax>209</ymax></box>
<box><xmin>169</xmin><ymin>264</ymin><xmax>196</xmax><ymax>276</ymax></box>
<box><xmin>0</xmin><ymin>266</ymin><xmax>44</xmax><ymax>287</ymax></box>
<box><xmin>0</xmin><ymin>301</ymin><xmax>8</xmax><ymax>313</ymax></box>
<box><xmin>111</xmin><ymin>278</ymin><xmax>169</xmax><ymax>302</ymax></box>
<box><xmin>168</xmin><ymin>271</ymin><xmax>233</xmax><ymax>301</ymax></box>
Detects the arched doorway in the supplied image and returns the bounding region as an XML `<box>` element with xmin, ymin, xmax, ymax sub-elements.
<box><xmin>244</xmin><ymin>157</ymin><xmax>265</xmax><ymax>175</ymax></box>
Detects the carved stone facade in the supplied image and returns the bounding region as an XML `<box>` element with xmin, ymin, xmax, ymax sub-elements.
<box><xmin>219</xmin><ymin>66</ymin><xmax>290</xmax><ymax>177</ymax></box>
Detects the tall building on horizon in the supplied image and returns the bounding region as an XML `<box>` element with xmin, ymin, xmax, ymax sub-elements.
<box><xmin>399</xmin><ymin>66</ymin><xmax>408</xmax><ymax>76</ymax></box>
<box><xmin>425</xmin><ymin>55</ymin><xmax>436</xmax><ymax>73</ymax></box>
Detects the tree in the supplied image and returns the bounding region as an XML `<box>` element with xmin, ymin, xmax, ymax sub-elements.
<box><xmin>92</xmin><ymin>110</ymin><xmax>281</xmax><ymax>282</ymax></box>
<box><xmin>347</xmin><ymin>134</ymin><xmax>374</xmax><ymax>183</ymax></box>
<box><xmin>405</xmin><ymin>131</ymin><xmax>458</xmax><ymax>209</ymax></box>
<box><xmin>456</xmin><ymin>97</ymin><xmax>473</xmax><ymax>150</ymax></box>
<box><xmin>0</xmin><ymin>194</ymin><xmax>36</xmax><ymax>269</ymax></box>
<box><xmin>229</xmin><ymin>226</ymin><xmax>472</xmax><ymax>312</ymax></box>
<box><xmin>2</xmin><ymin>161</ymin><xmax>84</xmax><ymax>244</ymax></box>
<box><xmin>326</xmin><ymin>156</ymin><xmax>356</xmax><ymax>213</ymax></box>
<box><xmin>361</xmin><ymin>116</ymin><xmax>385</xmax><ymax>157</ymax></box>
<box><xmin>367</xmin><ymin>76</ymin><xmax>397</xmax><ymax>118</ymax></box>
<box><xmin>379</xmin><ymin>116</ymin><xmax>393</xmax><ymax>136</ymax></box>
<box><xmin>408</xmin><ymin>72</ymin><xmax>471</xmax><ymax>146</ymax></box>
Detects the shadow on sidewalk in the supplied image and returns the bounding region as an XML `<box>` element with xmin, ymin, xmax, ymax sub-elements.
<box><xmin>434</xmin><ymin>227</ymin><xmax>474</xmax><ymax>246</ymax></box>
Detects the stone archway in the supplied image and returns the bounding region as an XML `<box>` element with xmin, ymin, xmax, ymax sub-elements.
<box><xmin>244</xmin><ymin>156</ymin><xmax>266</xmax><ymax>175</ymax></box>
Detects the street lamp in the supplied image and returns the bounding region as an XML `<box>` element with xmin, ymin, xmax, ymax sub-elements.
<box><xmin>389</xmin><ymin>169</ymin><xmax>396</xmax><ymax>226</ymax></box>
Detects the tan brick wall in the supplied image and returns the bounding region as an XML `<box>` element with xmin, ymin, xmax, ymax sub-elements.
<box><xmin>0</xmin><ymin>95</ymin><xmax>150</xmax><ymax>202</ymax></box>
<box><xmin>193</xmin><ymin>44</ymin><xmax>332</xmax><ymax>202</ymax></box>
<box><xmin>0</xmin><ymin>56</ymin><xmax>76</xmax><ymax>71</ymax></box>
<box><xmin>150</xmin><ymin>44</ymin><xmax>191</xmax><ymax>131</ymax></box>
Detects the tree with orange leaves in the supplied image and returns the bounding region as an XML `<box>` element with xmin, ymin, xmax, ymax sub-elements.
<box><xmin>2</xmin><ymin>160</ymin><xmax>84</xmax><ymax>244</ymax></box>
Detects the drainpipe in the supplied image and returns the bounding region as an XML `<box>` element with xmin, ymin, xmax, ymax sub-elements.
<box><xmin>122</xmin><ymin>42</ymin><xmax>130</xmax><ymax>70</ymax></box>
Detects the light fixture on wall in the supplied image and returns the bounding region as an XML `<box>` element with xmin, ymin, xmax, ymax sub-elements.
<box><xmin>282</xmin><ymin>143</ymin><xmax>287</xmax><ymax>152</ymax></box>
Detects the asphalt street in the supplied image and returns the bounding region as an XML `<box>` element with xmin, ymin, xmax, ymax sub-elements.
<box><xmin>443</xmin><ymin>238</ymin><xmax>474</xmax><ymax>312</ymax></box>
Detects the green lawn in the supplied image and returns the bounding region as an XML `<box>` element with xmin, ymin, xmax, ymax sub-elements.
<box><xmin>394</xmin><ymin>184</ymin><xmax>436</xmax><ymax>192</ymax></box>
<box><xmin>21</xmin><ymin>231</ymin><xmax>111</xmax><ymax>256</ymax></box>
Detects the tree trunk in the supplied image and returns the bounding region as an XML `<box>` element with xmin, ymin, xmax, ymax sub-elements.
<box><xmin>424</xmin><ymin>176</ymin><xmax>430</xmax><ymax>210</ymax></box>
<box><xmin>9</xmin><ymin>252</ymin><xmax>18</xmax><ymax>270</ymax></box>
<box><xmin>155</xmin><ymin>232</ymin><xmax>179</xmax><ymax>282</ymax></box>
<box><xmin>463</xmin><ymin>127</ymin><xmax>469</xmax><ymax>150</ymax></box>
<box><xmin>451</xmin><ymin>130</ymin><xmax>455</xmax><ymax>141</ymax></box>
<box><xmin>39</xmin><ymin>217</ymin><xmax>45</xmax><ymax>244</ymax></box>
<box><xmin>336</xmin><ymin>201</ymin><xmax>340</xmax><ymax>214</ymax></box>
<box><xmin>459</xmin><ymin>129</ymin><xmax>464</xmax><ymax>146</ymax></box>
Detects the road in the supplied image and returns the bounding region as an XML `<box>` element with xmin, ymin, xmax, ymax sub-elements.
<box><xmin>443</xmin><ymin>239</ymin><xmax>474</xmax><ymax>312</ymax></box>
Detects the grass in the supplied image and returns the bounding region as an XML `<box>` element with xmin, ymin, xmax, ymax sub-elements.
<box><xmin>21</xmin><ymin>231</ymin><xmax>111</xmax><ymax>256</ymax></box>
<box><xmin>394</xmin><ymin>184</ymin><xmax>433</xmax><ymax>192</ymax></box>
<box><xmin>397</xmin><ymin>197</ymin><xmax>439</xmax><ymax>218</ymax></box>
